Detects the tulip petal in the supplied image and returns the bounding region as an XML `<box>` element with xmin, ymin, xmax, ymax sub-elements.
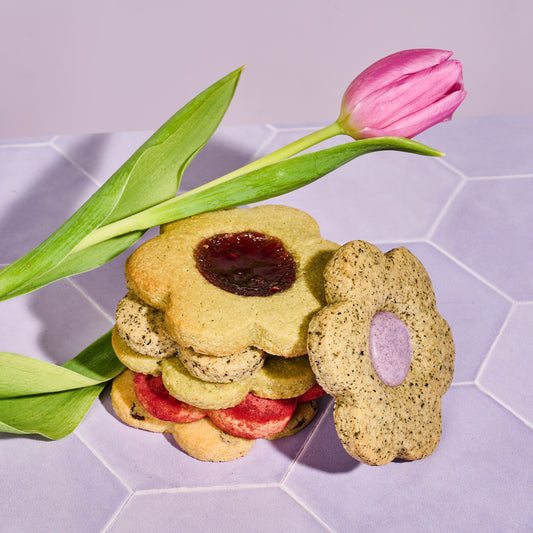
<box><xmin>356</xmin><ymin>89</ymin><xmax>467</xmax><ymax>139</ymax></box>
<box><xmin>354</xmin><ymin>59</ymin><xmax>464</xmax><ymax>129</ymax></box>
<box><xmin>341</xmin><ymin>49</ymin><xmax>453</xmax><ymax>112</ymax></box>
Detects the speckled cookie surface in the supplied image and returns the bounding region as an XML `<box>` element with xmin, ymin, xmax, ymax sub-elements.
<box><xmin>177</xmin><ymin>344</ymin><xmax>265</xmax><ymax>383</ymax></box>
<box><xmin>112</xmin><ymin>326</ymin><xmax>164</xmax><ymax>376</ymax></box>
<box><xmin>115</xmin><ymin>292</ymin><xmax>179</xmax><ymax>358</ymax></box>
<box><xmin>308</xmin><ymin>240</ymin><xmax>455</xmax><ymax>466</ymax></box>
<box><xmin>113</xmin><ymin>320</ymin><xmax>267</xmax><ymax>384</ymax></box>
<box><xmin>125</xmin><ymin>205</ymin><xmax>338</xmax><ymax>357</ymax></box>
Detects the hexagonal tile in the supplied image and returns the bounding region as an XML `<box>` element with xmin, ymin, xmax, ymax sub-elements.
<box><xmin>0</xmin><ymin>144</ymin><xmax>97</xmax><ymax>264</ymax></box>
<box><xmin>418</xmin><ymin>115</ymin><xmax>533</xmax><ymax>178</ymax></box>
<box><xmin>477</xmin><ymin>303</ymin><xmax>533</xmax><ymax>426</ymax></box>
<box><xmin>107</xmin><ymin>486</ymin><xmax>328</xmax><ymax>532</ymax></box>
<box><xmin>432</xmin><ymin>177</ymin><xmax>533</xmax><ymax>301</ymax></box>
<box><xmin>284</xmin><ymin>386</ymin><xmax>533</xmax><ymax>531</ymax></box>
<box><xmin>71</xmin><ymin>227</ymin><xmax>160</xmax><ymax>318</ymax></box>
<box><xmin>0</xmin><ymin>278</ymin><xmax>112</xmax><ymax>366</ymax></box>
<box><xmin>2</xmin><ymin>117</ymin><xmax>532</xmax><ymax>532</ymax></box>
<box><xmin>0</xmin><ymin>136</ymin><xmax>53</xmax><ymax>146</ymax></box>
<box><xmin>180</xmin><ymin>124</ymin><xmax>274</xmax><ymax>190</ymax></box>
<box><xmin>0</xmin><ymin>432</ymin><xmax>129</xmax><ymax>532</ymax></box>
<box><xmin>255</xmin><ymin>145</ymin><xmax>462</xmax><ymax>244</ymax></box>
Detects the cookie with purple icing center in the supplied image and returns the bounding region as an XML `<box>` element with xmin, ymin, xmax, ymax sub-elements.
<box><xmin>308</xmin><ymin>240</ymin><xmax>455</xmax><ymax>465</ymax></box>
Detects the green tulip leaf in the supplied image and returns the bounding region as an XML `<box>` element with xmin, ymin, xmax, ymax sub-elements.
<box><xmin>180</xmin><ymin>136</ymin><xmax>443</xmax><ymax>216</ymax></box>
<box><xmin>0</xmin><ymin>329</ymin><xmax>123</xmax><ymax>438</ymax></box>
<box><xmin>0</xmin><ymin>353</ymin><xmax>106</xmax><ymax>398</ymax></box>
<box><xmin>0</xmin><ymin>385</ymin><xmax>106</xmax><ymax>439</ymax></box>
<box><xmin>0</xmin><ymin>67</ymin><xmax>242</xmax><ymax>302</ymax></box>
<box><xmin>97</xmin><ymin>136</ymin><xmax>443</xmax><ymax>230</ymax></box>
<box><xmin>3</xmin><ymin>232</ymin><xmax>144</xmax><ymax>300</ymax></box>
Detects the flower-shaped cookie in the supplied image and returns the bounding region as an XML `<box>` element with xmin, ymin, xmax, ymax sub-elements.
<box><xmin>308</xmin><ymin>241</ymin><xmax>455</xmax><ymax>465</ymax></box>
<box><xmin>125</xmin><ymin>205</ymin><xmax>338</xmax><ymax>357</ymax></box>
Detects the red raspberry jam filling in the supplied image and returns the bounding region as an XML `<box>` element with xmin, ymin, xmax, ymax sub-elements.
<box><xmin>194</xmin><ymin>231</ymin><xmax>297</xmax><ymax>296</ymax></box>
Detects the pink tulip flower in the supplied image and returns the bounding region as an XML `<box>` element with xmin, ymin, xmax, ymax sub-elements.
<box><xmin>338</xmin><ymin>49</ymin><xmax>466</xmax><ymax>139</ymax></box>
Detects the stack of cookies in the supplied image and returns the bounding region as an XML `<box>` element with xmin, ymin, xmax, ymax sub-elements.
<box><xmin>110</xmin><ymin>205</ymin><xmax>455</xmax><ymax>465</ymax></box>
<box><xmin>110</xmin><ymin>205</ymin><xmax>339</xmax><ymax>461</ymax></box>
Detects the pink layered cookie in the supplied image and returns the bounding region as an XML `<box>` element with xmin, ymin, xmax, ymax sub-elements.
<box><xmin>111</xmin><ymin>369</ymin><xmax>323</xmax><ymax>461</ymax></box>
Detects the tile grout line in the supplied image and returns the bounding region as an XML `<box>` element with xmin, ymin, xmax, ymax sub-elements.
<box><xmin>248</xmin><ymin>122</ymin><xmax>326</xmax><ymax>161</ymax></box>
<box><xmin>475</xmin><ymin>381</ymin><xmax>533</xmax><ymax>431</ymax></box>
<box><xmin>65</xmin><ymin>277</ymin><xmax>115</xmax><ymax>324</ymax></box>
<box><xmin>277</xmin><ymin>399</ymin><xmax>338</xmax><ymax>532</ymax></box>
<box><xmin>101</xmin><ymin>492</ymin><xmax>135</xmax><ymax>533</ymax></box>
<box><xmin>473</xmin><ymin>302</ymin><xmax>516</xmax><ymax>385</ymax></box>
<box><xmin>426</xmin><ymin>155</ymin><xmax>468</xmax><ymax>242</ymax></box>
<box><xmin>281</xmin><ymin>484</ymin><xmax>337</xmax><ymax>533</ymax></box>
<box><xmin>267</xmin><ymin>124</ymin><xmax>324</xmax><ymax>133</ymax></box>
<box><xmin>247</xmin><ymin>123</ymin><xmax>279</xmax><ymax>161</ymax></box>
<box><xmin>278</xmin><ymin>396</ymin><xmax>345</xmax><ymax>533</ymax></box>
<box><xmin>435</xmin><ymin>155</ymin><xmax>533</xmax><ymax>181</ymax></box>
<box><xmin>73</xmin><ymin>430</ymin><xmax>136</xmax><ymax>533</ymax></box>
<box><xmin>280</xmin><ymin>397</ymin><xmax>335</xmax><ymax>485</ymax></box>
<box><xmin>74</xmin><ymin>430</ymin><xmax>134</xmax><ymax>494</ymax></box>
<box><xmin>133</xmin><ymin>482</ymin><xmax>279</xmax><ymax>496</ymax></box>
<box><xmin>451</xmin><ymin>381</ymin><xmax>477</xmax><ymax>387</ymax></box>
<box><xmin>463</xmin><ymin>172</ymin><xmax>533</xmax><ymax>181</ymax></box>
<box><xmin>50</xmin><ymin>138</ymin><xmax>103</xmax><ymax>188</ymax></box>
<box><xmin>471</xmin><ymin>301</ymin><xmax>533</xmax><ymax>430</ymax></box>
<box><xmin>434</xmin><ymin>155</ymin><xmax>469</xmax><ymax>177</ymax></box>
<box><xmin>279</xmin><ymin>398</ymin><xmax>335</xmax><ymax>533</ymax></box>
<box><xmin>0</xmin><ymin>140</ymin><xmax>52</xmax><ymax>149</ymax></box>
<box><xmin>427</xmin><ymin>240</ymin><xmax>516</xmax><ymax>304</ymax></box>
<box><xmin>130</xmin><ymin>481</ymin><xmax>336</xmax><ymax>531</ymax></box>
<box><xmin>425</xmin><ymin>177</ymin><xmax>467</xmax><ymax>241</ymax></box>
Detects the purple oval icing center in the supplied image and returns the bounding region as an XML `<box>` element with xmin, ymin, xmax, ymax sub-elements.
<box><xmin>369</xmin><ymin>311</ymin><xmax>412</xmax><ymax>387</ymax></box>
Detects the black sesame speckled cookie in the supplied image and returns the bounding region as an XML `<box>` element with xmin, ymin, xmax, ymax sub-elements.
<box><xmin>115</xmin><ymin>292</ymin><xmax>179</xmax><ymax>358</ymax></box>
<box><xmin>308</xmin><ymin>240</ymin><xmax>454</xmax><ymax>465</ymax></box>
<box><xmin>177</xmin><ymin>344</ymin><xmax>265</xmax><ymax>383</ymax></box>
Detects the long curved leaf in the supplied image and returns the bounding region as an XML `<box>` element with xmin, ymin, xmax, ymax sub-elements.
<box><xmin>0</xmin><ymin>354</ymin><xmax>104</xmax><ymax>398</ymax></box>
<box><xmin>0</xmin><ymin>329</ymin><xmax>122</xmax><ymax>398</ymax></box>
<box><xmin>0</xmin><ymin>330</ymin><xmax>123</xmax><ymax>438</ymax></box>
<box><xmin>0</xmin><ymin>67</ymin><xmax>242</xmax><ymax>301</ymax></box>
<box><xmin>0</xmin><ymin>385</ymin><xmax>106</xmax><ymax>439</ymax></box>
<box><xmin>172</xmin><ymin>137</ymin><xmax>443</xmax><ymax>217</ymax></box>
<box><xmin>3</xmin><ymin>232</ymin><xmax>144</xmax><ymax>300</ymax></box>
<box><xmin>99</xmin><ymin>137</ymin><xmax>443</xmax><ymax>228</ymax></box>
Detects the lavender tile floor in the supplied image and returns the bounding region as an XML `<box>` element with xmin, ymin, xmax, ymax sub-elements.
<box><xmin>1</xmin><ymin>116</ymin><xmax>532</xmax><ymax>532</ymax></box>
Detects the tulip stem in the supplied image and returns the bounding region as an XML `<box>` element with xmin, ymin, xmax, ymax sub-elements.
<box><xmin>179</xmin><ymin>121</ymin><xmax>345</xmax><ymax>197</ymax></box>
<box><xmin>74</xmin><ymin>122</ymin><xmax>345</xmax><ymax>251</ymax></box>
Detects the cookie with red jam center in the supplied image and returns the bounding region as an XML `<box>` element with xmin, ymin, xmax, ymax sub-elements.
<box><xmin>194</xmin><ymin>230</ymin><xmax>297</xmax><ymax>297</ymax></box>
<box><xmin>125</xmin><ymin>205</ymin><xmax>338</xmax><ymax>357</ymax></box>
